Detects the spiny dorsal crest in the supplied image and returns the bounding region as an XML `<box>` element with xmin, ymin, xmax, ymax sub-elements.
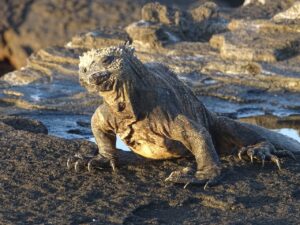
<box><xmin>79</xmin><ymin>44</ymin><xmax>135</xmax><ymax>70</ymax></box>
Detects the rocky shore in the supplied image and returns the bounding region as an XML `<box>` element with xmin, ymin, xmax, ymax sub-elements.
<box><xmin>1</xmin><ymin>1</ymin><xmax>300</xmax><ymax>224</ymax></box>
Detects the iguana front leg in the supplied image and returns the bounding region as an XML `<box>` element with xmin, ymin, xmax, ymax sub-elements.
<box><xmin>67</xmin><ymin>106</ymin><xmax>118</xmax><ymax>172</ymax></box>
<box><xmin>165</xmin><ymin>115</ymin><xmax>221</xmax><ymax>188</ymax></box>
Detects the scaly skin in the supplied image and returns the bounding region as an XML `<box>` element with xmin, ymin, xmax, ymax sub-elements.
<box><xmin>67</xmin><ymin>44</ymin><xmax>299</xmax><ymax>187</ymax></box>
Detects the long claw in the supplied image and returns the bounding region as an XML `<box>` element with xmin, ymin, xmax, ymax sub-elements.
<box><xmin>184</xmin><ymin>182</ymin><xmax>190</xmax><ymax>189</ymax></box>
<box><xmin>204</xmin><ymin>182</ymin><xmax>209</xmax><ymax>190</ymax></box>
<box><xmin>247</xmin><ymin>149</ymin><xmax>254</xmax><ymax>163</ymax></box>
<box><xmin>271</xmin><ymin>155</ymin><xmax>281</xmax><ymax>170</ymax></box>
<box><xmin>203</xmin><ymin>173</ymin><xmax>223</xmax><ymax>190</ymax></box>
<box><xmin>87</xmin><ymin>160</ymin><xmax>93</xmax><ymax>172</ymax></box>
<box><xmin>75</xmin><ymin>161</ymin><xmax>80</xmax><ymax>172</ymax></box>
<box><xmin>67</xmin><ymin>158</ymin><xmax>71</xmax><ymax>169</ymax></box>
<box><xmin>238</xmin><ymin>147</ymin><xmax>247</xmax><ymax>160</ymax></box>
<box><xmin>165</xmin><ymin>171</ymin><xmax>180</xmax><ymax>183</ymax></box>
<box><xmin>238</xmin><ymin>152</ymin><xmax>242</xmax><ymax>160</ymax></box>
<box><xmin>110</xmin><ymin>160</ymin><xmax>116</xmax><ymax>172</ymax></box>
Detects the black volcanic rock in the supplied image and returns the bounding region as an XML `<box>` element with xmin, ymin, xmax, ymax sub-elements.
<box><xmin>0</xmin><ymin>115</ymin><xmax>300</xmax><ymax>224</ymax></box>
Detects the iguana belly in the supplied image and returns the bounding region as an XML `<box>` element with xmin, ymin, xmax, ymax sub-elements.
<box><xmin>117</xmin><ymin>120</ymin><xmax>188</xmax><ymax>159</ymax></box>
<box><xmin>119</xmin><ymin>131</ymin><xmax>187</xmax><ymax>159</ymax></box>
<box><xmin>131</xmin><ymin>141</ymin><xmax>183</xmax><ymax>159</ymax></box>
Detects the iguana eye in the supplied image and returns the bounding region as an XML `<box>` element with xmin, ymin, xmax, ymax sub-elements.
<box><xmin>102</xmin><ymin>55</ymin><xmax>114</xmax><ymax>66</ymax></box>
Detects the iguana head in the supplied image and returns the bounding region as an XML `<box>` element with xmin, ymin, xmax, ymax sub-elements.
<box><xmin>79</xmin><ymin>44</ymin><xmax>158</xmax><ymax>116</ymax></box>
<box><xmin>78</xmin><ymin>45</ymin><xmax>136</xmax><ymax>94</ymax></box>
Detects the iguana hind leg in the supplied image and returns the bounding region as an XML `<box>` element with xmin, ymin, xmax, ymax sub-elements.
<box><xmin>214</xmin><ymin>116</ymin><xmax>296</xmax><ymax>169</ymax></box>
<box><xmin>238</xmin><ymin>141</ymin><xmax>296</xmax><ymax>169</ymax></box>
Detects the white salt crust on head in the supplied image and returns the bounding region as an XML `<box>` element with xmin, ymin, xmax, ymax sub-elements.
<box><xmin>79</xmin><ymin>45</ymin><xmax>135</xmax><ymax>70</ymax></box>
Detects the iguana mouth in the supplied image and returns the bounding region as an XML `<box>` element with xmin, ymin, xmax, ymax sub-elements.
<box><xmin>88</xmin><ymin>71</ymin><xmax>114</xmax><ymax>92</ymax></box>
<box><xmin>88</xmin><ymin>71</ymin><xmax>111</xmax><ymax>85</ymax></box>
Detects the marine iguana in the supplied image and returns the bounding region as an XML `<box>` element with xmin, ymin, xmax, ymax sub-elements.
<box><xmin>67</xmin><ymin>44</ymin><xmax>299</xmax><ymax>187</ymax></box>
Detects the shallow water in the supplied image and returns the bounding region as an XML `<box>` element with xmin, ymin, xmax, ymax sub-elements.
<box><xmin>27</xmin><ymin>113</ymin><xmax>131</xmax><ymax>151</ymax></box>
<box><xmin>24</xmin><ymin>113</ymin><xmax>300</xmax><ymax>152</ymax></box>
<box><xmin>89</xmin><ymin>137</ymin><xmax>130</xmax><ymax>151</ymax></box>
<box><xmin>274</xmin><ymin>128</ymin><xmax>300</xmax><ymax>142</ymax></box>
<box><xmin>90</xmin><ymin>129</ymin><xmax>300</xmax><ymax>151</ymax></box>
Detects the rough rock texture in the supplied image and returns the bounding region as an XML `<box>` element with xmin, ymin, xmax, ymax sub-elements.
<box><xmin>125</xmin><ymin>2</ymin><xmax>228</xmax><ymax>49</ymax></box>
<box><xmin>1</xmin><ymin>118</ymin><xmax>300</xmax><ymax>224</ymax></box>
<box><xmin>0</xmin><ymin>115</ymin><xmax>48</xmax><ymax>134</ymax></box>
<box><xmin>1</xmin><ymin>2</ymin><xmax>300</xmax><ymax>115</ymax></box>
<box><xmin>0</xmin><ymin>0</ymin><xmax>224</xmax><ymax>72</ymax></box>
<box><xmin>0</xmin><ymin>0</ymin><xmax>142</xmax><ymax>70</ymax></box>
<box><xmin>210</xmin><ymin>30</ymin><xmax>299</xmax><ymax>63</ymax></box>
<box><xmin>273</xmin><ymin>1</ymin><xmax>300</xmax><ymax>21</ymax></box>
<box><xmin>210</xmin><ymin>20</ymin><xmax>300</xmax><ymax>63</ymax></box>
<box><xmin>0</xmin><ymin>0</ymin><xmax>297</xmax><ymax>73</ymax></box>
<box><xmin>2</xmin><ymin>6</ymin><xmax>300</xmax><ymax>116</ymax></box>
<box><xmin>126</xmin><ymin>2</ymin><xmax>226</xmax><ymax>48</ymax></box>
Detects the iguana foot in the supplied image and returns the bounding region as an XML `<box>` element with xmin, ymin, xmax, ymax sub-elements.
<box><xmin>165</xmin><ymin>166</ymin><xmax>221</xmax><ymax>189</ymax></box>
<box><xmin>67</xmin><ymin>153</ymin><xmax>117</xmax><ymax>172</ymax></box>
<box><xmin>238</xmin><ymin>141</ymin><xmax>296</xmax><ymax>169</ymax></box>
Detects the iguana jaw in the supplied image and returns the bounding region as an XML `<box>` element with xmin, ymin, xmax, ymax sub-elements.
<box><xmin>86</xmin><ymin>70</ymin><xmax>115</xmax><ymax>92</ymax></box>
